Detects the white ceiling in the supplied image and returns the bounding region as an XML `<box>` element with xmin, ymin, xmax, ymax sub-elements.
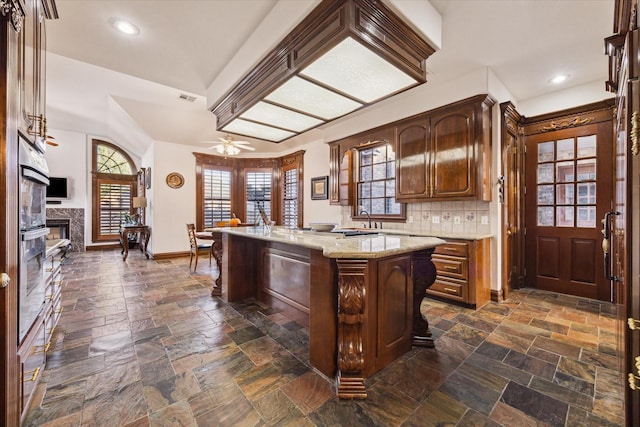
<box><xmin>44</xmin><ymin>0</ymin><xmax>614</xmax><ymax>154</ymax></box>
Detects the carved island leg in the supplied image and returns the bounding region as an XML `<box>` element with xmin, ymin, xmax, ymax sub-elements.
<box><xmin>412</xmin><ymin>249</ymin><xmax>437</xmax><ymax>348</ymax></box>
<box><xmin>210</xmin><ymin>231</ymin><xmax>223</xmax><ymax>297</ymax></box>
<box><xmin>335</xmin><ymin>259</ymin><xmax>368</xmax><ymax>399</ymax></box>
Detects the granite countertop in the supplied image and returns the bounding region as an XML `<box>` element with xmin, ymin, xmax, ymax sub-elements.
<box><xmin>210</xmin><ymin>226</ymin><xmax>445</xmax><ymax>259</ymax></box>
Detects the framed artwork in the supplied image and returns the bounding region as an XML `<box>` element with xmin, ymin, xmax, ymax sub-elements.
<box><xmin>311</xmin><ymin>176</ymin><xmax>328</xmax><ymax>200</ymax></box>
<box><xmin>166</xmin><ymin>172</ymin><xmax>185</xmax><ymax>189</ymax></box>
<box><xmin>145</xmin><ymin>167</ymin><xmax>151</xmax><ymax>189</ymax></box>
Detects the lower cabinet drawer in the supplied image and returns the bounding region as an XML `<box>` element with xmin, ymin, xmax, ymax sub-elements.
<box><xmin>18</xmin><ymin>320</ymin><xmax>46</xmax><ymax>416</ymax></box>
<box><xmin>433</xmin><ymin>256</ymin><xmax>468</xmax><ymax>280</ymax></box>
<box><xmin>427</xmin><ymin>277</ymin><xmax>466</xmax><ymax>299</ymax></box>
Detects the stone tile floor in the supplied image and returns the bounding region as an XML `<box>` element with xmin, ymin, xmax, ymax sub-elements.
<box><xmin>23</xmin><ymin>250</ymin><xmax>625</xmax><ymax>426</ymax></box>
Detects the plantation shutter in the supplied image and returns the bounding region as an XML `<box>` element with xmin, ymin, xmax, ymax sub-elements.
<box><xmin>282</xmin><ymin>168</ymin><xmax>298</xmax><ymax>228</ymax></box>
<box><xmin>246</xmin><ymin>170</ymin><xmax>271</xmax><ymax>225</ymax></box>
<box><xmin>203</xmin><ymin>168</ymin><xmax>232</xmax><ymax>228</ymax></box>
<box><xmin>98</xmin><ymin>179</ymin><xmax>134</xmax><ymax>238</ymax></box>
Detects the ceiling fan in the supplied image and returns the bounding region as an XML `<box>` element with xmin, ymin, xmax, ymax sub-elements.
<box><xmin>202</xmin><ymin>134</ymin><xmax>255</xmax><ymax>156</ymax></box>
<box><xmin>46</xmin><ymin>135</ymin><xmax>58</xmax><ymax>147</ymax></box>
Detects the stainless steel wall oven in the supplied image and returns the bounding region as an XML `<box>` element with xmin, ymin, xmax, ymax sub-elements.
<box><xmin>18</xmin><ymin>135</ymin><xmax>49</xmax><ymax>342</ymax></box>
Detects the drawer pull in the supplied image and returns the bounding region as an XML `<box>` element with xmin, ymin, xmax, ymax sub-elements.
<box><xmin>444</xmin><ymin>266</ymin><xmax>457</xmax><ymax>271</ymax></box>
<box><xmin>24</xmin><ymin>367</ymin><xmax>40</xmax><ymax>382</ymax></box>
<box><xmin>34</xmin><ymin>342</ymin><xmax>51</xmax><ymax>353</ymax></box>
<box><xmin>47</xmin><ymin>294</ymin><xmax>54</xmax><ymax>301</ymax></box>
<box><xmin>54</xmin><ymin>307</ymin><xmax>64</xmax><ymax>315</ymax></box>
<box><xmin>443</xmin><ymin>287</ymin><xmax>458</xmax><ymax>293</ymax></box>
<box><xmin>46</xmin><ymin>268</ymin><xmax>54</xmax><ymax>273</ymax></box>
<box><xmin>48</xmin><ymin>327</ymin><xmax>55</xmax><ymax>335</ymax></box>
<box><xmin>443</xmin><ymin>247</ymin><xmax>458</xmax><ymax>251</ymax></box>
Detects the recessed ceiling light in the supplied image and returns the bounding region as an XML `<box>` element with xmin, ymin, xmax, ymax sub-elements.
<box><xmin>110</xmin><ymin>18</ymin><xmax>140</xmax><ymax>36</ymax></box>
<box><xmin>550</xmin><ymin>74</ymin><xmax>569</xmax><ymax>84</ymax></box>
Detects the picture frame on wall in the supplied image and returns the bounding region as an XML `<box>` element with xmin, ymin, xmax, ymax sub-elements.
<box><xmin>311</xmin><ymin>176</ymin><xmax>328</xmax><ymax>200</ymax></box>
<box><xmin>145</xmin><ymin>167</ymin><xmax>151</xmax><ymax>189</ymax></box>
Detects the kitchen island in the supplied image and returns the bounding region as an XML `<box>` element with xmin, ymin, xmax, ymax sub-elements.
<box><xmin>208</xmin><ymin>226</ymin><xmax>444</xmax><ymax>398</ymax></box>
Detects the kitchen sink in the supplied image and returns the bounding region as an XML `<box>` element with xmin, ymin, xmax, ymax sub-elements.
<box><xmin>331</xmin><ymin>229</ymin><xmax>379</xmax><ymax>237</ymax></box>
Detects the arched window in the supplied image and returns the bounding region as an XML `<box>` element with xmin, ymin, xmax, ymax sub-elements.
<box><xmin>91</xmin><ymin>140</ymin><xmax>138</xmax><ymax>242</ymax></box>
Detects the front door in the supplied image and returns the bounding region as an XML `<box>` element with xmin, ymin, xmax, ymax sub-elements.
<box><xmin>524</xmin><ymin>116</ymin><xmax>614</xmax><ymax>301</ymax></box>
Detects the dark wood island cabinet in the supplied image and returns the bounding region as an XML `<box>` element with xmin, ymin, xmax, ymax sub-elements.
<box><xmin>211</xmin><ymin>227</ymin><xmax>444</xmax><ymax>398</ymax></box>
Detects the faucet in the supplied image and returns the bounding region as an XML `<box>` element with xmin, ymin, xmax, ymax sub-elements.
<box><xmin>359</xmin><ymin>209</ymin><xmax>372</xmax><ymax>228</ymax></box>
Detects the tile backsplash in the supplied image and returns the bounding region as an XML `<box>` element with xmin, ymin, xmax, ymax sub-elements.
<box><xmin>341</xmin><ymin>200</ymin><xmax>492</xmax><ymax>236</ymax></box>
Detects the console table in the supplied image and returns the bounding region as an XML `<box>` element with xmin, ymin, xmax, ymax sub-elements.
<box><xmin>120</xmin><ymin>225</ymin><xmax>151</xmax><ymax>260</ymax></box>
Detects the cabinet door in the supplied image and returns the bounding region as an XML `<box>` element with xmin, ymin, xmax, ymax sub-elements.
<box><xmin>18</xmin><ymin>0</ymin><xmax>37</xmax><ymax>141</ymax></box>
<box><xmin>329</xmin><ymin>144</ymin><xmax>341</xmax><ymax>204</ymax></box>
<box><xmin>430</xmin><ymin>103</ymin><xmax>477</xmax><ymax>198</ymax></box>
<box><xmin>396</xmin><ymin>118</ymin><xmax>429</xmax><ymax>200</ymax></box>
<box><xmin>35</xmin><ymin>0</ymin><xmax>46</xmax><ymax>144</ymax></box>
<box><xmin>376</xmin><ymin>254</ymin><xmax>412</xmax><ymax>367</ymax></box>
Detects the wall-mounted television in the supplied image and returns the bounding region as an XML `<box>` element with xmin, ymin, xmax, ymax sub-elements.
<box><xmin>46</xmin><ymin>177</ymin><xmax>69</xmax><ymax>200</ymax></box>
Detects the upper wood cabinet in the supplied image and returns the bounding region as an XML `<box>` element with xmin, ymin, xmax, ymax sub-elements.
<box><xmin>18</xmin><ymin>0</ymin><xmax>48</xmax><ymax>151</ymax></box>
<box><xmin>329</xmin><ymin>94</ymin><xmax>495</xmax><ymax>206</ymax></box>
<box><xmin>397</xmin><ymin>94</ymin><xmax>495</xmax><ymax>202</ymax></box>
<box><xmin>396</xmin><ymin>117</ymin><xmax>430</xmax><ymax>199</ymax></box>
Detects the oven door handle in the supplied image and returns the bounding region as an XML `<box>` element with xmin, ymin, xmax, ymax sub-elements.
<box><xmin>21</xmin><ymin>166</ymin><xmax>49</xmax><ymax>186</ymax></box>
<box><xmin>22</xmin><ymin>228</ymin><xmax>50</xmax><ymax>241</ymax></box>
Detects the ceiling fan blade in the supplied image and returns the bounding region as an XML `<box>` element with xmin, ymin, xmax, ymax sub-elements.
<box><xmin>46</xmin><ymin>140</ymin><xmax>59</xmax><ymax>146</ymax></box>
<box><xmin>237</xmin><ymin>145</ymin><xmax>255</xmax><ymax>151</ymax></box>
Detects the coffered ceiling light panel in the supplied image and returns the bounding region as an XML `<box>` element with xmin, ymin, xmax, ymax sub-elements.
<box><xmin>211</xmin><ymin>0</ymin><xmax>436</xmax><ymax>143</ymax></box>
<box><xmin>300</xmin><ymin>37</ymin><xmax>418</xmax><ymax>103</ymax></box>
<box><xmin>265</xmin><ymin>76</ymin><xmax>363</xmax><ymax>120</ymax></box>
<box><xmin>222</xmin><ymin>119</ymin><xmax>295</xmax><ymax>142</ymax></box>
<box><xmin>239</xmin><ymin>101</ymin><xmax>323</xmax><ymax>132</ymax></box>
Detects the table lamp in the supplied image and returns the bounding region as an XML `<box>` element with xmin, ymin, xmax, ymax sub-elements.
<box><xmin>132</xmin><ymin>196</ymin><xmax>147</xmax><ymax>225</ymax></box>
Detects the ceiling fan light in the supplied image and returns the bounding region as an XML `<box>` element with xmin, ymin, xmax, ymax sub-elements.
<box><xmin>215</xmin><ymin>144</ymin><xmax>241</xmax><ymax>156</ymax></box>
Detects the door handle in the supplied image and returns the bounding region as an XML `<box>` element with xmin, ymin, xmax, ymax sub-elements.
<box><xmin>0</xmin><ymin>273</ymin><xmax>9</xmax><ymax>288</ymax></box>
<box><xmin>601</xmin><ymin>211</ymin><xmax>621</xmax><ymax>282</ymax></box>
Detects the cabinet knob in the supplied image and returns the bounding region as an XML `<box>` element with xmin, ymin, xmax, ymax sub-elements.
<box><xmin>628</xmin><ymin>318</ymin><xmax>640</xmax><ymax>330</ymax></box>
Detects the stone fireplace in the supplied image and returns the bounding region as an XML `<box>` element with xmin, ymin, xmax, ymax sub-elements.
<box><xmin>46</xmin><ymin>208</ymin><xmax>85</xmax><ymax>252</ymax></box>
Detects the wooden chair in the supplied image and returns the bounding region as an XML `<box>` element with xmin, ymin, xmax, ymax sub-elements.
<box><xmin>186</xmin><ymin>223</ymin><xmax>212</xmax><ymax>271</ymax></box>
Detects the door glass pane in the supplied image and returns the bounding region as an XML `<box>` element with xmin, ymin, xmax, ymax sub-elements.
<box><xmin>576</xmin><ymin>159</ymin><xmax>596</xmax><ymax>181</ymax></box>
<box><xmin>577</xmin><ymin>182</ymin><xmax>596</xmax><ymax>204</ymax></box>
<box><xmin>556</xmin><ymin>161</ymin><xmax>574</xmax><ymax>182</ymax></box>
<box><xmin>577</xmin><ymin>206</ymin><xmax>596</xmax><ymax>228</ymax></box>
<box><xmin>360</xmin><ymin>165</ymin><xmax>372</xmax><ymax>181</ymax></box>
<box><xmin>577</xmin><ymin>135</ymin><xmax>596</xmax><ymax>157</ymax></box>
<box><xmin>537</xmin><ymin>185</ymin><xmax>554</xmax><ymax>205</ymax></box>
<box><xmin>556</xmin><ymin>206</ymin><xmax>574</xmax><ymax>227</ymax></box>
<box><xmin>537</xmin><ymin>164</ymin><xmax>554</xmax><ymax>183</ymax></box>
<box><xmin>537</xmin><ymin>207</ymin><xmax>554</xmax><ymax>226</ymax></box>
<box><xmin>538</xmin><ymin>141</ymin><xmax>554</xmax><ymax>162</ymax></box>
<box><xmin>556</xmin><ymin>138</ymin><xmax>574</xmax><ymax>160</ymax></box>
<box><xmin>556</xmin><ymin>184</ymin><xmax>574</xmax><ymax>204</ymax></box>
